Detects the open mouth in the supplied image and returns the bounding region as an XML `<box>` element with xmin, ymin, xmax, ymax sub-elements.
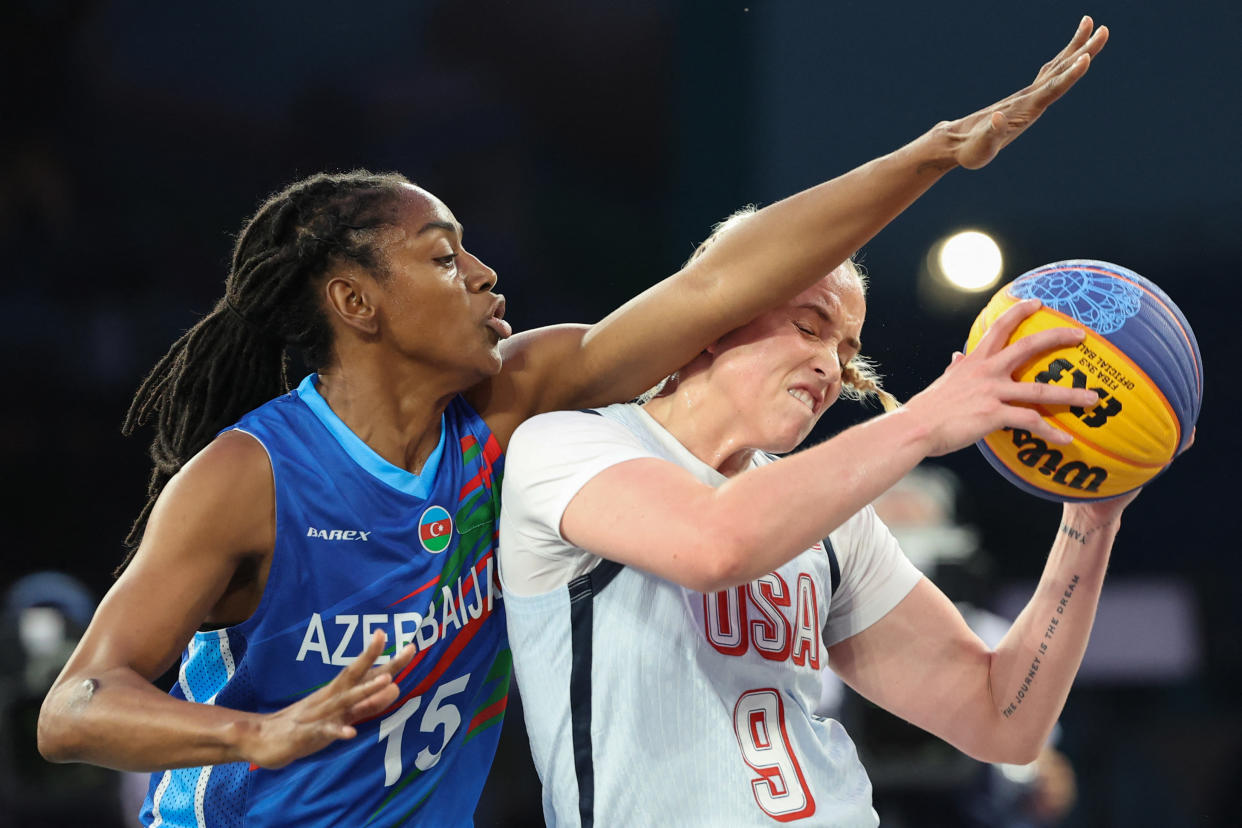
<box><xmin>787</xmin><ymin>388</ymin><xmax>817</xmax><ymax>412</ymax></box>
<box><xmin>485</xmin><ymin>296</ymin><xmax>512</xmax><ymax>339</ymax></box>
<box><xmin>485</xmin><ymin>316</ymin><xmax>512</xmax><ymax>339</ymax></box>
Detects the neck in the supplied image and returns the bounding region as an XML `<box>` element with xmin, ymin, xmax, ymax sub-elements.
<box><xmin>315</xmin><ymin>359</ymin><xmax>472</xmax><ymax>474</ymax></box>
<box><xmin>641</xmin><ymin>376</ymin><xmax>758</xmax><ymax>478</ymax></box>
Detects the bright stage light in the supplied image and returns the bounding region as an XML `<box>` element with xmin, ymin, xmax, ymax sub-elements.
<box><xmin>936</xmin><ymin>230</ymin><xmax>1003</xmax><ymax>292</ymax></box>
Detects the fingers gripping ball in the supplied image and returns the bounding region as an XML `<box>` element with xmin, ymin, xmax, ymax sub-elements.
<box><xmin>965</xmin><ymin>260</ymin><xmax>1202</xmax><ymax>502</ymax></box>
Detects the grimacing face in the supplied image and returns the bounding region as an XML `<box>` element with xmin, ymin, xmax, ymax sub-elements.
<box><xmin>706</xmin><ymin>264</ymin><xmax>866</xmax><ymax>454</ymax></box>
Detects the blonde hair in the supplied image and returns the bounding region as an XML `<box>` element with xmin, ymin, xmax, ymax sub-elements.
<box><xmin>684</xmin><ymin>206</ymin><xmax>901</xmax><ymax>413</ymax></box>
<box><xmin>841</xmin><ymin>355</ymin><xmax>901</xmax><ymax>413</ymax></box>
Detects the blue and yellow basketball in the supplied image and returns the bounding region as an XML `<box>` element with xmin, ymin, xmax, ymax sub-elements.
<box><xmin>964</xmin><ymin>259</ymin><xmax>1202</xmax><ymax>502</ymax></box>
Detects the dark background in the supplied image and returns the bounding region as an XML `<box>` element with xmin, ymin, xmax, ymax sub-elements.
<box><xmin>2</xmin><ymin>0</ymin><xmax>1238</xmax><ymax>825</ymax></box>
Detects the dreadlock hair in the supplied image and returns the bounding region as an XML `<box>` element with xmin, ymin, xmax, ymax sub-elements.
<box><xmin>659</xmin><ymin>205</ymin><xmax>902</xmax><ymax>414</ymax></box>
<box><xmin>116</xmin><ymin>169</ymin><xmax>413</xmax><ymax>573</ymax></box>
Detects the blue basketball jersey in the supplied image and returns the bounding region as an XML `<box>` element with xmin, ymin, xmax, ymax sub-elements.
<box><xmin>141</xmin><ymin>374</ymin><xmax>510</xmax><ymax>827</ymax></box>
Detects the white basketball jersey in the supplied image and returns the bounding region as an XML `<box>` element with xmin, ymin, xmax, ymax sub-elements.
<box><xmin>501</xmin><ymin>404</ymin><xmax>920</xmax><ymax>827</ymax></box>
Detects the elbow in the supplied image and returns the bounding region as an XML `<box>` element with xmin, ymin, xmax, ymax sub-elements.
<box><xmin>965</xmin><ymin>732</ymin><xmax>1044</xmax><ymax>767</ymax></box>
<box><xmin>1013</xmin><ymin>739</ymin><xmax>1043</xmax><ymax>769</ymax></box>
<box><xmin>37</xmin><ymin>685</ymin><xmax>87</xmax><ymax>764</ymax></box>
<box><xmin>1002</xmin><ymin>738</ymin><xmax>1046</xmax><ymax>768</ymax></box>
<box><xmin>975</xmin><ymin>744</ymin><xmax>1043</xmax><ymax>768</ymax></box>
<box><xmin>37</xmin><ymin>708</ymin><xmax>74</xmax><ymax>764</ymax></box>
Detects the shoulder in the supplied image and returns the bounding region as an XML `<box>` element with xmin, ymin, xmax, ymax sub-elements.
<box><xmin>507</xmin><ymin>408</ymin><xmax>642</xmax><ymax>477</ymax></box>
<box><xmin>465</xmin><ymin>324</ymin><xmax>592</xmax><ymax>444</ymax></box>
<box><xmin>830</xmin><ymin>504</ymin><xmax>888</xmax><ymax>554</ymax></box>
<box><xmin>506</xmin><ymin>407</ymin><xmax>635</xmax><ymax>459</ymax></box>
<box><xmin>501</xmin><ymin>407</ymin><xmax>654</xmax><ymax>523</ymax></box>
<box><xmin>156</xmin><ymin>429</ymin><xmax>275</xmax><ymax>553</ymax></box>
<box><xmin>829</xmin><ymin>504</ymin><xmax>920</xmax><ymax>579</ymax></box>
<box><xmin>189</xmin><ymin>428</ymin><xmax>273</xmax><ymax>488</ymax></box>
<box><xmin>111</xmin><ymin>430</ymin><xmax>276</xmax><ymax>632</ymax></box>
<box><xmin>499</xmin><ymin>409</ymin><xmax>652</xmax><ymax>596</ymax></box>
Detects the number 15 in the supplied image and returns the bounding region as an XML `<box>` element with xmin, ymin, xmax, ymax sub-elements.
<box><xmin>377</xmin><ymin>673</ymin><xmax>471</xmax><ymax>786</ymax></box>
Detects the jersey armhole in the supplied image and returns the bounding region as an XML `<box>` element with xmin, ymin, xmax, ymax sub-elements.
<box><xmin>822</xmin><ymin>536</ymin><xmax>841</xmax><ymax>598</ymax></box>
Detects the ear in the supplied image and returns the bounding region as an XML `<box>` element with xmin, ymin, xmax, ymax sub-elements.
<box><xmin>324</xmin><ymin>274</ymin><xmax>379</xmax><ymax>335</ymax></box>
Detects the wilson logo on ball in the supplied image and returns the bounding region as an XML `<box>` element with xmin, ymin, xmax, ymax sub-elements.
<box><xmin>1001</xmin><ymin>427</ymin><xmax>1108</xmax><ymax>494</ymax></box>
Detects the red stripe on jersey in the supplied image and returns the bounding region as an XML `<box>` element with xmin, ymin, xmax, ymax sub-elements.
<box><xmin>362</xmin><ymin>553</ymin><xmax>496</xmax><ymax>722</ymax></box>
<box><xmin>458</xmin><ymin>466</ymin><xmax>492</xmax><ymax>501</ymax></box>
<box><xmin>387</xmin><ymin>574</ymin><xmax>441</xmax><ymax>607</ymax></box>
<box><xmin>469</xmin><ymin>695</ymin><xmax>509</xmax><ymax>731</ymax></box>
<box><xmin>458</xmin><ymin>434</ymin><xmax>501</xmax><ymax>500</ymax></box>
<box><xmin>481</xmin><ymin>434</ymin><xmax>502</xmax><ymax>465</ymax></box>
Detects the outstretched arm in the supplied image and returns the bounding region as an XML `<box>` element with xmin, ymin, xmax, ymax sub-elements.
<box><xmin>554</xmin><ymin>300</ymin><xmax>1101</xmax><ymax>593</ymax></box>
<box><xmin>37</xmin><ymin>431</ymin><xmax>415</xmax><ymax>772</ymax></box>
<box><xmin>480</xmin><ymin>17</ymin><xmax>1108</xmax><ymax>440</ymax></box>
<box><xmin>828</xmin><ymin>493</ymin><xmax>1133</xmax><ymax>765</ymax></box>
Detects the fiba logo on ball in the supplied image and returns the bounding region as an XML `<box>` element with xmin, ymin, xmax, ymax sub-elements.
<box><xmin>965</xmin><ymin>259</ymin><xmax>1203</xmax><ymax>502</ymax></box>
<box><xmin>418</xmin><ymin>505</ymin><xmax>454</xmax><ymax>553</ymax></box>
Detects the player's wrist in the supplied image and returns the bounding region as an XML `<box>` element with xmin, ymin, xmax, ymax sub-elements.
<box><xmin>1058</xmin><ymin>503</ymin><xmax>1123</xmax><ymax>546</ymax></box>
<box><xmin>223</xmin><ymin>711</ymin><xmax>266</xmax><ymax>766</ymax></box>
<box><xmin>902</xmin><ymin>122</ymin><xmax>962</xmax><ymax>178</ymax></box>
<box><xmin>883</xmin><ymin>394</ymin><xmax>949</xmax><ymax>459</ymax></box>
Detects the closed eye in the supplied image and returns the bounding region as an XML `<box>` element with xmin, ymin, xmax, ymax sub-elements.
<box><xmin>794</xmin><ymin>322</ymin><xmax>817</xmax><ymax>337</ymax></box>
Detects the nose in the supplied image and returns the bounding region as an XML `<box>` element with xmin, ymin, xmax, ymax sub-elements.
<box><xmin>462</xmin><ymin>250</ymin><xmax>498</xmax><ymax>293</ymax></box>
<box><xmin>810</xmin><ymin>342</ymin><xmax>843</xmax><ymax>384</ymax></box>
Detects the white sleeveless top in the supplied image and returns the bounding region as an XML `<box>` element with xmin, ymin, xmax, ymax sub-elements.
<box><xmin>499</xmin><ymin>404</ymin><xmax>922</xmax><ymax>827</ymax></box>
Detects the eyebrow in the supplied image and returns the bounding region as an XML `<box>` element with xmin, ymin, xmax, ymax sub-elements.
<box><xmin>417</xmin><ymin>220</ymin><xmax>463</xmax><ymax>237</ymax></box>
<box><xmin>800</xmin><ymin>302</ymin><xmax>862</xmax><ymax>353</ymax></box>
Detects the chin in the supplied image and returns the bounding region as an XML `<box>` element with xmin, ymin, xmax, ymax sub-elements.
<box><xmin>759</xmin><ymin>426</ymin><xmax>811</xmax><ymax>456</ymax></box>
<box><xmin>788</xmin><ymin>421</ymin><xmax>821</xmax><ymax>452</ymax></box>
<box><xmin>483</xmin><ymin>345</ymin><xmax>505</xmax><ymax>375</ymax></box>
<box><xmin>465</xmin><ymin>352</ymin><xmax>503</xmax><ymax>382</ymax></box>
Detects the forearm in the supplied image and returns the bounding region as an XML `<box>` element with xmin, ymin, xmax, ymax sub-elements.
<box><xmin>570</xmin><ymin>129</ymin><xmax>960</xmax><ymax>408</ymax></box>
<box><xmin>692</xmin><ymin>128</ymin><xmax>957</xmax><ymax>318</ymax></box>
<box><xmin>975</xmin><ymin>507</ymin><xmax>1118</xmax><ymax>761</ymax></box>
<box><xmin>702</xmin><ymin>407</ymin><xmax>933</xmax><ymax>588</ymax></box>
<box><xmin>39</xmin><ymin>666</ymin><xmax>257</xmax><ymax>772</ymax></box>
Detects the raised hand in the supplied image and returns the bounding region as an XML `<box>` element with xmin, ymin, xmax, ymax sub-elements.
<box><xmin>240</xmin><ymin>630</ymin><xmax>416</xmax><ymax>770</ymax></box>
<box><xmin>904</xmin><ymin>298</ymin><xmax>1101</xmax><ymax>457</ymax></box>
<box><xmin>943</xmin><ymin>16</ymin><xmax>1109</xmax><ymax>171</ymax></box>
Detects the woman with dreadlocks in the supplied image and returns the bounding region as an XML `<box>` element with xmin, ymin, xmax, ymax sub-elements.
<box><xmin>38</xmin><ymin>18</ymin><xmax>1105</xmax><ymax>827</ymax></box>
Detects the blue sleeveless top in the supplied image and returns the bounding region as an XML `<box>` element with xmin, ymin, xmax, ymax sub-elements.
<box><xmin>141</xmin><ymin>375</ymin><xmax>509</xmax><ymax>827</ymax></box>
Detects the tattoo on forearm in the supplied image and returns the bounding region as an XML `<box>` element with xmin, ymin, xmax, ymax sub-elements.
<box><xmin>1001</xmin><ymin>574</ymin><xmax>1079</xmax><ymax>719</ymax></box>
<box><xmin>1060</xmin><ymin>516</ymin><xmax>1121</xmax><ymax>546</ymax></box>
<box><xmin>1059</xmin><ymin>523</ymin><xmax>1089</xmax><ymax>544</ymax></box>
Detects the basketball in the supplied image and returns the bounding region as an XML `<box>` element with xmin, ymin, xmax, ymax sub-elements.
<box><xmin>964</xmin><ymin>259</ymin><xmax>1202</xmax><ymax>502</ymax></box>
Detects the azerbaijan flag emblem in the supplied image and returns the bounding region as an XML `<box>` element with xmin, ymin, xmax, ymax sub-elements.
<box><xmin>418</xmin><ymin>505</ymin><xmax>454</xmax><ymax>554</ymax></box>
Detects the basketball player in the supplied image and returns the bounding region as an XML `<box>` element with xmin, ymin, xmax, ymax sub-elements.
<box><xmin>38</xmin><ymin>17</ymin><xmax>1108</xmax><ymax>827</ymax></box>
<box><xmin>499</xmin><ymin>240</ymin><xmax>1138</xmax><ymax>825</ymax></box>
